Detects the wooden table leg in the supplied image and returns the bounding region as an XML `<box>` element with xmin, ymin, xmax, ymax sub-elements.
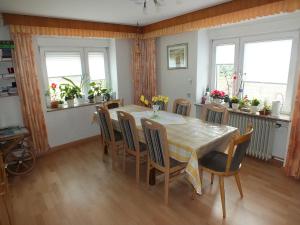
<box><xmin>149</xmin><ymin>168</ymin><xmax>156</xmax><ymax>185</ymax></box>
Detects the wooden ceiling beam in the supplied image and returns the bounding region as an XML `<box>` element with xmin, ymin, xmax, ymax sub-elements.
<box><xmin>2</xmin><ymin>13</ymin><xmax>140</xmax><ymax>34</ymax></box>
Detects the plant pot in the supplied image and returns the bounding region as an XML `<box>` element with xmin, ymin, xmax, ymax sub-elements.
<box><xmin>250</xmin><ymin>105</ymin><xmax>259</xmax><ymax>114</ymax></box>
<box><xmin>212</xmin><ymin>98</ymin><xmax>222</xmax><ymax>104</ymax></box>
<box><xmin>58</xmin><ymin>103</ymin><xmax>64</xmax><ymax>108</ymax></box>
<box><xmin>66</xmin><ymin>99</ymin><xmax>75</xmax><ymax>107</ymax></box>
<box><xmin>77</xmin><ymin>97</ymin><xmax>85</xmax><ymax>105</ymax></box>
<box><xmin>232</xmin><ymin>103</ymin><xmax>239</xmax><ymax>111</ymax></box>
<box><xmin>50</xmin><ymin>101</ymin><xmax>59</xmax><ymax>108</ymax></box>
<box><xmin>259</xmin><ymin>110</ymin><xmax>271</xmax><ymax>116</ymax></box>
<box><xmin>95</xmin><ymin>95</ymin><xmax>102</xmax><ymax>103</ymax></box>
<box><xmin>88</xmin><ymin>97</ymin><xmax>95</xmax><ymax>103</ymax></box>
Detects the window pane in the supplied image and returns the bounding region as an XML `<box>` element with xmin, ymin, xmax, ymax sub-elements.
<box><xmin>243</xmin><ymin>82</ymin><xmax>286</xmax><ymax>104</ymax></box>
<box><xmin>88</xmin><ymin>52</ymin><xmax>106</xmax><ymax>81</ymax></box>
<box><xmin>215</xmin><ymin>44</ymin><xmax>235</xmax><ymax>96</ymax></box>
<box><xmin>243</xmin><ymin>39</ymin><xmax>292</xmax><ymax>83</ymax></box>
<box><xmin>45</xmin><ymin>52</ymin><xmax>82</xmax><ymax>78</ymax></box>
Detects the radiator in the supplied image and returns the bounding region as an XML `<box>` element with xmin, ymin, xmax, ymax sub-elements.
<box><xmin>229</xmin><ymin>113</ymin><xmax>276</xmax><ymax>160</ymax></box>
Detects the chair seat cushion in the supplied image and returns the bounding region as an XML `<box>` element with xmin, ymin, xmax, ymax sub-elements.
<box><xmin>139</xmin><ymin>142</ymin><xmax>147</xmax><ymax>152</ymax></box>
<box><xmin>199</xmin><ymin>151</ymin><xmax>228</xmax><ymax>172</ymax></box>
<box><xmin>114</xmin><ymin>130</ymin><xmax>123</xmax><ymax>142</ymax></box>
<box><xmin>170</xmin><ymin>158</ymin><xmax>184</xmax><ymax>168</ymax></box>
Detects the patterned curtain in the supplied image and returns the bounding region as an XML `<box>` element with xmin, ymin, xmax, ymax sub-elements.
<box><xmin>132</xmin><ymin>38</ymin><xmax>157</xmax><ymax>104</ymax></box>
<box><xmin>285</xmin><ymin>72</ymin><xmax>300</xmax><ymax>179</ymax></box>
<box><xmin>12</xmin><ymin>33</ymin><xmax>50</xmax><ymax>155</ymax></box>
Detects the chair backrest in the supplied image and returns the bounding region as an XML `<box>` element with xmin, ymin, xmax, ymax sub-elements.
<box><xmin>104</xmin><ymin>99</ymin><xmax>124</xmax><ymax>109</ymax></box>
<box><xmin>96</xmin><ymin>106</ymin><xmax>115</xmax><ymax>143</ymax></box>
<box><xmin>172</xmin><ymin>98</ymin><xmax>191</xmax><ymax>116</ymax></box>
<box><xmin>201</xmin><ymin>103</ymin><xmax>229</xmax><ymax>125</ymax></box>
<box><xmin>141</xmin><ymin>118</ymin><xmax>170</xmax><ymax>168</ymax></box>
<box><xmin>226</xmin><ymin>124</ymin><xmax>254</xmax><ymax>172</ymax></box>
<box><xmin>117</xmin><ymin>111</ymin><xmax>140</xmax><ymax>152</ymax></box>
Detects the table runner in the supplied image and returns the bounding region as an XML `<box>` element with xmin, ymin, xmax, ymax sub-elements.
<box><xmin>94</xmin><ymin>105</ymin><xmax>238</xmax><ymax>194</ymax></box>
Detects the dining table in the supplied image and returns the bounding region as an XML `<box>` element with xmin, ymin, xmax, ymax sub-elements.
<box><xmin>93</xmin><ymin>104</ymin><xmax>238</xmax><ymax>194</ymax></box>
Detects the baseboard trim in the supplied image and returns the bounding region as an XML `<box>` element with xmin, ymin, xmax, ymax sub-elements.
<box><xmin>39</xmin><ymin>135</ymin><xmax>101</xmax><ymax>158</ymax></box>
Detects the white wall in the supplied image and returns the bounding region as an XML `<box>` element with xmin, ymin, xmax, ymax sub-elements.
<box><xmin>0</xmin><ymin>24</ymin><xmax>24</xmax><ymax>129</ymax></box>
<box><xmin>157</xmin><ymin>31</ymin><xmax>200</xmax><ymax>117</ymax></box>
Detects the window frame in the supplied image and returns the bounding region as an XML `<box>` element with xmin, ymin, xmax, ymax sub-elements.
<box><xmin>210</xmin><ymin>31</ymin><xmax>299</xmax><ymax>114</ymax></box>
<box><xmin>40</xmin><ymin>46</ymin><xmax>110</xmax><ymax>98</ymax></box>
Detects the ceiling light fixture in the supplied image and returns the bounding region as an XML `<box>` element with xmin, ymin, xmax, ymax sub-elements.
<box><xmin>131</xmin><ymin>0</ymin><xmax>164</xmax><ymax>13</ymax></box>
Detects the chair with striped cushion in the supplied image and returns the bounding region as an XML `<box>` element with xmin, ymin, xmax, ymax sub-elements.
<box><xmin>201</xmin><ymin>103</ymin><xmax>229</xmax><ymax>125</ymax></box>
<box><xmin>172</xmin><ymin>98</ymin><xmax>192</xmax><ymax>116</ymax></box>
<box><xmin>141</xmin><ymin>118</ymin><xmax>187</xmax><ymax>204</ymax></box>
<box><xmin>104</xmin><ymin>99</ymin><xmax>124</xmax><ymax>109</ymax></box>
<box><xmin>117</xmin><ymin>111</ymin><xmax>147</xmax><ymax>183</ymax></box>
<box><xmin>96</xmin><ymin>106</ymin><xmax>123</xmax><ymax>168</ymax></box>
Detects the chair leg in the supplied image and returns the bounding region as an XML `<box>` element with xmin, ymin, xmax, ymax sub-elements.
<box><xmin>136</xmin><ymin>155</ymin><xmax>140</xmax><ymax>184</ymax></box>
<box><xmin>199</xmin><ymin>168</ymin><xmax>203</xmax><ymax>186</ymax></box>
<box><xmin>219</xmin><ymin>176</ymin><xmax>226</xmax><ymax>218</ymax></box>
<box><xmin>164</xmin><ymin>172</ymin><xmax>170</xmax><ymax>205</ymax></box>
<box><xmin>234</xmin><ymin>173</ymin><xmax>243</xmax><ymax>198</ymax></box>
<box><xmin>123</xmin><ymin>150</ymin><xmax>126</xmax><ymax>172</ymax></box>
<box><xmin>111</xmin><ymin>144</ymin><xmax>117</xmax><ymax>170</ymax></box>
<box><xmin>146</xmin><ymin>156</ymin><xmax>150</xmax><ymax>189</ymax></box>
<box><xmin>211</xmin><ymin>174</ymin><xmax>214</xmax><ymax>185</ymax></box>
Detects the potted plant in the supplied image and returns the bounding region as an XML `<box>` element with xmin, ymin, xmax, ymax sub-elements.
<box><xmin>259</xmin><ymin>104</ymin><xmax>271</xmax><ymax>116</ymax></box>
<box><xmin>49</xmin><ymin>83</ymin><xmax>59</xmax><ymax>108</ymax></box>
<box><xmin>101</xmin><ymin>88</ymin><xmax>112</xmax><ymax>101</ymax></box>
<box><xmin>239</xmin><ymin>95</ymin><xmax>250</xmax><ymax>111</ymax></box>
<box><xmin>210</xmin><ymin>89</ymin><xmax>225</xmax><ymax>104</ymax></box>
<box><xmin>88</xmin><ymin>90</ymin><xmax>95</xmax><ymax>103</ymax></box>
<box><xmin>59</xmin><ymin>78</ymin><xmax>82</xmax><ymax>107</ymax></box>
<box><xmin>58</xmin><ymin>100</ymin><xmax>64</xmax><ymax>108</ymax></box>
<box><xmin>231</xmin><ymin>96</ymin><xmax>240</xmax><ymax>110</ymax></box>
<box><xmin>89</xmin><ymin>81</ymin><xmax>103</xmax><ymax>103</ymax></box>
<box><xmin>250</xmin><ymin>98</ymin><xmax>260</xmax><ymax>114</ymax></box>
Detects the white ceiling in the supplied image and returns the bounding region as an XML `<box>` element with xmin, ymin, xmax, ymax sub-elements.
<box><xmin>0</xmin><ymin>0</ymin><xmax>230</xmax><ymax>26</ymax></box>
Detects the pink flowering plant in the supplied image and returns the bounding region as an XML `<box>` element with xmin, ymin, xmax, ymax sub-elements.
<box><xmin>210</xmin><ymin>89</ymin><xmax>225</xmax><ymax>99</ymax></box>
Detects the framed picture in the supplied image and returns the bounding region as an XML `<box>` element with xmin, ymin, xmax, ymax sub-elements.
<box><xmin>167</xmin><ymin>43</ymin><xmax>188</xmax><ymax>69</ymax></box>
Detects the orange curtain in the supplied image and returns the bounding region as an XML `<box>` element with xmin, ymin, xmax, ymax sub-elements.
<box><xmin>132</xmin><ymin>38</ymin><xmax>157</xmax><ymax>104</ymax></box>
<box><xmin>285</xmin><ymin>72</ymin><xmax>300</xmax><ymax>179</ymax></box>
<box><xmin>12</xmin><ymin>33</ymin><xmax>49</xmax><ymax>155</ymax></box>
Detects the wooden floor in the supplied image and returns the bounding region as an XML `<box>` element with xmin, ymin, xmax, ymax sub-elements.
<box><xmin>9</xmin><ymin>139</ymin><xmax>300</xmax><ymax>225</ymax></box>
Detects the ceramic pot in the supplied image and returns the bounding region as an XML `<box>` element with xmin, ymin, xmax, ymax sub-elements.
<box><xmin>212</xmin><ymin>98</ymin><xmax>222</xmax><ymax>104</ymax></box>
<box><xmin>95</xmin><ymin>95</ymin><xmax>102</xmax><ymax>103</ymax></box>
<box><xmin>50</xmin><ymin>101</ymin><xmax>59</xmax><ymax>108</ymax></box>
<box><xmin>66</xmin><ymin>99</ymin><xmax>75</xmax><ymax>107</ymax></box>
<box><xmin>232</xmin><ymin>103</ymin><xmax>239</xmax><ymax>111</ymax></box>
<box><xmin>250</xmin><ymin>105</ymin><xmax>259</xmax><ymax>114</ymax></box>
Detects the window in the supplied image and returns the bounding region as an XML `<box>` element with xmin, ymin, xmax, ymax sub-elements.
<box><xmin>211</xmin><ymin>32</ymin><xmax>298</xmax><ymax>113</ymax></box>
<box><xmin>45</xmin><ymin>51</ymin><xmax>83</xmax><ymax>87</ymax></box>
<box><xmin>242</xmin><ymin>40</ymin><xmax>292</xmax><ymax>105</ymax></box>
<box><xmin>41</xmin><ymin>47</ymin><xmax>109</xmax><ymax>96</ymax></box>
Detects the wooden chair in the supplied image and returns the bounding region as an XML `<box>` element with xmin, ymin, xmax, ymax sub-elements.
<box><xmin>172</xmin><ymin>98</ymin><xmax>192</xmax><ymax>116</ymax></box>
<box><xmin>201</xmin><ymin>103</ymin><xmax>229</xmax><ymax>125</ymax></box>
<box><xmin>104</xmin><ymin>99</ymin><xmax>124</xmax><ymax>109</ymax></box>
<box><xmin>96</xmin><ymin>106</ymin><xmax>123</xmax><ymax>168</ymax></box>
<box><xmin>141</xmin><ymin>118</ymin><xmax>187</xmax><ymax>204</ymax></box>
<box><xmin>198</xmin><ymin>124</ymin><xmax>253</xmax><ymax>218</ymax></box>
<box><xmin>117</xmin><ymin>111</ymin><xmax>147</xmax><ymax>183</ymax></box>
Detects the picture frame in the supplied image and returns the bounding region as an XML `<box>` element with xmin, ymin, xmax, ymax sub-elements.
<box><xmin>167</xmin><ymin>43</ymin><xmax>188</xmax><ymax>70</ymax></box>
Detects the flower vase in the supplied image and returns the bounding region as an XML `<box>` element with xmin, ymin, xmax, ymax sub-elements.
<box><xmin>232</xmin><ymin>103</ymin><xmax>239</xmax><ymax>111</ymax></box>
<box><xmin>152</xmin><ymin>104</ymin><xmax>160</xmax><ymax>118</ymax></box>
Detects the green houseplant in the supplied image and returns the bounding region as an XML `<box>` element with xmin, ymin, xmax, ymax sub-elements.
<box><xmin>250</xmin><ymin>98</ymin><xmax>260</xmax><ymax>114</ymax></box>
<box><xmin>89</xmin><ymin>81</ymin><xmax>104</xmax><ymax>103</ymax></box>
<box><xmin>231</xmin><ymin>96</ymin><xmax>240</xmax><ymax>111</ymax></box>
<box><xmin>59</xmin><ymin>77</ymin><xmax>82</xmax><ymax>107</ymax></box>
